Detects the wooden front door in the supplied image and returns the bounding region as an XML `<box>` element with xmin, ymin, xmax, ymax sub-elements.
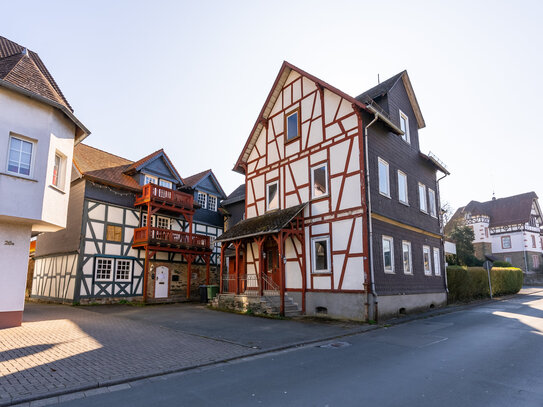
<box><xmin>227</xmin><ymin>255</ymin><xmax>245</xmax><ymax>293</ymax></box>
<box><xmin>264</xmin><ymin>241</ymin><xmax>280</xmax><ymax>289</ymax></box>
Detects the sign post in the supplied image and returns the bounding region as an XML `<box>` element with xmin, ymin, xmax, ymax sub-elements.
<box><xmin>483</xmin><ymin>260</ymin><xmax>493</xmax><ymax>299</ymax></box>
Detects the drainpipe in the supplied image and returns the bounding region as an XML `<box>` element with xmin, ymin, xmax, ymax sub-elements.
<box><xmin>436</xmin><ymin>172</ymin><xmax>449</xmax><ymax>293</ymax></box>
<box><xmin>364</xmin><ymin>113</ymin><xmax>379</xmax><ymax>322</ymax></box>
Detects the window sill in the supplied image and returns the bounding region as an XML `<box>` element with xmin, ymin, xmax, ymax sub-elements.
<box><xmin>379</xmin><ymin>192</ymin><xmax>391</xmax><ymax>199</ymax></box>
<box><xmin>399</xmin><ymin>201</ymin><xmax>409</xmax><ymax>207</ymax></box>
<box><xmin>384</xmin><ymin>269</ymin><xmax>395</xmax><ymax>274</ymax></box>
<box><xmin>48</xmin><ymin>184</ymin><xmax>66</xmax><ymax>194</ymax></box>
<box><xmin>420</xmin><ymin>209</ymin><xmax>428</xmax><ymax>214</ymax></box>
<box><xmin>284</xmin><ymin>135</ymin><xmax>301</xmax><ymax>145</ymax></box>
<box><xmin>0</xmin><ymin>171</ymin><xmax>38</xmax><ymax>182</ymax></box>
<box><xmin>311</xmin><ymin>194</ymin><xmax>330</xmax><ymax>202</ymax></box>
<box><xmin>312</xmin><ymin>271</ymin><xmax>332</xmax><ymax>275</ymax></box>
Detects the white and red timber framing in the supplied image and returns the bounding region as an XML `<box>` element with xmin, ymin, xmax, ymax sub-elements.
<box><xmin>216</xmin><ymin>61</ymin><xmax>448</xmax><ymax>320</ymax></box>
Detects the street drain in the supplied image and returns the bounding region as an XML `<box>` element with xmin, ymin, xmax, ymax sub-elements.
<box><xmin>319</xmin><ymin>341</ymin><xmax>351</xmax><ymax>349</ymax></box>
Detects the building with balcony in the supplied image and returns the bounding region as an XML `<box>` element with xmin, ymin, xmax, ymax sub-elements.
<box><xmin>32</xmin><ymin>144</ymin><xmax>225</xmax><ymax>304</ymax></box>
<box><xmin>0</xmin><ymin>36</ymin><xmax>89</xmax><ymax>328</ymax></box>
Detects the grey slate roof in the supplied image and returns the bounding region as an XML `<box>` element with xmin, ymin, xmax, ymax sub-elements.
<box><xmin>221</xmin><ymin>184</ymin><xmax>245</xmax><ymax>206</ymax></box>
<box><xmin>215</xmin><ymin>203</ymin><xmax>306</xmax><ymax>243</ymax></box>
<box><xmin>355</xmin><ymin>71</ymin><xmax>405</xmax><ymax>104</ymax></box>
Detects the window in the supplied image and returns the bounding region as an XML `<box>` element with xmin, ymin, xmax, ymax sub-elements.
<box><xmin>418</xmin><ymin>183</ymin><xmax>427</xmax><ymax>213</ymax></box>
<box><xmin>402</xmin><ymin>241</ymin><xmax>412</xmax><ymax>274</ymax></box>
<box><xmin>433</xmin><ymin>248</ymin><xmax>441</xmax><ymax>276</ymax></box>
<box><xmin>159</xmin><ymin>179</ymin><xmax>172</xmax><ymax>189</ymax></box>
<box><xmin>156</xmin><ymin>216</ymin><xmax>170</xmax><ymax>230</ymax></box>
<box><xmin>115</xmin><ymin>260</ymin><xmax>132</xmax><ymax>281</ymax></box>
<box><xmin>423</xmin><ymin>246</ymin><xmax>432</xmax><ymax>275</ymax></box>
<box><xmin>208</xmin><ymin>195</ymin><xmax>217</xmax><ymax>211</ymax></box>
<box><xmin>505</xmin><ymin>257</ymin><xmax>512</xmax><ymax>264</ymax></box>
<box><xmin>266</xmin><ymin>181</ymin><xmax>279</xmax><ymax>211</ymax></box>
<box><xmin>311</xmin><ymin>237</ymin><xmax>331</xmax><ymax>273</ymax></box>
<box><xmin>501</xmin><ymin>236</ymin><xmax>512</xmax><ymax>249</ymax></box>
<box><xmin>106</xmin><ymin>225</ymin><xmax>122</xmax><ymax>242</ymax></box>
<box><xmin>311</xmin><ymin>164</ymin><xmax>328</xmax><ymax>199</ymax></box>
<box><xmin>52</xmin><ymin>153</ymin><xmax>66</xmax><ymax>189</ymax></box>
<box><xmin>144</xmin><ymin>174</ymin><xmax>157</xmax><ymax>185</ymax></box>
<box><xmin>95</xmin><ymin>258</ymin><xmax>113</xmax><ymax>281</ymax></box>
<box><xmin>378</xmin><ymin>158</ymin><xmax>390</xmax><ymax>197</ymax></box>
<box><xmin>399</xmin><ymin>110</ymin><xmax>410</xmax><ymax>144</ymax></box>
<box><xmin>398</xmin><ymin>170</ymin><xmax>408</xmax><ymax>204</ymax></box>
<box><xmin>7</xmin><ymin>135</ymin><xmax>34</xmax><ymax>176</ymax></box>
<box><xmin>141</xmin><ymin>213</ymin><xmax>154</xmax><ymax>227</ymax></box>
<box><xmin>197</xmin><ymin>192</ymin><xmax>207</xmax><ymax>209</ymax></box>
<box><xmin>532</xmin><ymin>235</ymin><xmax>536</xmax><ymax>248</ymax></box>
<box><xmin>382</xmin><ymin>236</ymin><xmax>394</xmax><ymax>273</ymax></box>
<box><xmin>532</xmin><ymin>255</ymin><xmax>540</xmax><ymax>269</ymax></box>
<box><xmin>285</xmin><ymin>110</ymin><xmax>300</xmax><ymax>141</ymax></box>
<box><xmin>428</xmin><ymin>188</ymin><xmax>437</xmax><ymax>217</ymax></box>
<box><xmin>485</xmin><ymin>228</ymin><xmax>489</xmax><ymax>238</ymax></box>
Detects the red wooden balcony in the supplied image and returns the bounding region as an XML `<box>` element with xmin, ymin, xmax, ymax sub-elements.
<box><xmin>135</xmin><ymin>184</ymin><xmax>194</xmax><ymax>210</ymax></box>
<box><xmin>133</xmin><ymin>227</ymin><xmax>211</xmax><ymax>250</ymax></box>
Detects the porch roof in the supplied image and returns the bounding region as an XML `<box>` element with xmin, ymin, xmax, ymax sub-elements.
<box><xmin>215</xmin><ymin>203</ymin><xmax>307</xmax><ymax>243</ymax></box>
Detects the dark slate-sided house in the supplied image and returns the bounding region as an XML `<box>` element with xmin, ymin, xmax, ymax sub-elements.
<box><xmin>221</xmin><ymin>184</ymin><xmax>246</xmax><ymax>230</ymax></box>
<box><xmin>32</xmin><ymin>144</ymin><xmax>225</xmax><ymax>304</ymax></box>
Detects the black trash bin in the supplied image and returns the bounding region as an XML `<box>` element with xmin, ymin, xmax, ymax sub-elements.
<box><xmin>199</xmin><ymin>285</ymin><xmax>208</xmax><ymax>303</ymax></box>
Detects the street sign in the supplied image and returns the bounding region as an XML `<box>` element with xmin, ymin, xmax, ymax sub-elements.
<box><xmin>483</xmin><ymin>260</ymin><xmax>493</xmax><ymax>299</ymax></box>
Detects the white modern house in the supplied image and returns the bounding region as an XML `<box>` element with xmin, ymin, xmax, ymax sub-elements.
<box><xmin>0</xmin><ymin>36</ymin><xmax>89</xmax><ymax>328</ymax></box>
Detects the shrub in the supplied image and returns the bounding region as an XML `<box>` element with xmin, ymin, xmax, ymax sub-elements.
<box><xmin>492</xmin><ymin>260</ymin><xmax>512</xmax><ymax>267</ymax></box>
<box><xmin>446</xmin><ymin>266</ymin><xmax>523</xmax><ymax>302</ymax></box>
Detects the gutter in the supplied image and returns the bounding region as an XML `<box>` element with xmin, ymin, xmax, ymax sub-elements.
<box><xmin>365</xmin><ymin>104</ymin><xmax>404</xmax><ymax>136</ymax></box>
<box><xmin>0</xmin><ymin>78</ymin><xmax>90</xmax><ymax>144</ymax></box>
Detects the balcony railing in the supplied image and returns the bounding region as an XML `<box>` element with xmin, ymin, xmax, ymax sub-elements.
<box><xmin>135</xmin><ymin>184</ymin><xmax>193</xmax><ymax>210</ymax></box>
<box><xmin>133</xmin><ymin>227</ymin><xmax>210</xmax><ymax>249</ymax></box>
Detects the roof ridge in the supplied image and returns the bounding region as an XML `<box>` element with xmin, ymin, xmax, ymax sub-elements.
<box><xmin>78</xmin><ymin>143</ymin><xmax>134</xmax><ymax>163</ymax></box>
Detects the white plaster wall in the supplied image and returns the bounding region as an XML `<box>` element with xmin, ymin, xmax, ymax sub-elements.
<box><xmin>0</xmin><ymin>87</ymin><xmax>76</xmax><ymax>232</ymax></box>
<box><xmin>472</xmin><ymin>221</ymin><xmax>490</xmax><ymax>243</ymax></box>
<box><xmin>491</xmin><ymin>232</ymin><xmax>525</xmax><ymax>253</ymax></box>
<box><xmin>0</xmin><ymin>222</ymin><xmax>32</xmax><ymax>312</ymax></box>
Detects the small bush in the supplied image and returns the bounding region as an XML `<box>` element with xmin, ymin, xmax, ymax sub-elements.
<box><xmin>447</xmin><ymin>266</ymin><xmax>523</xmax><ymax>302</ymax></box>
<box><xmin>492</xmin><ymin>260</ymin><xmax>512</xmax><ymax>267</ymax></box>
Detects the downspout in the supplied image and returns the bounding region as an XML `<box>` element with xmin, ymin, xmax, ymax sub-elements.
<box><xmin>364</xmin><ymin>113</ymin><xmax>379</xmax><ymax>322</ymax></box>
<box><xmin>436</xmin><ymin>172</ymin><xmax>449</xmax><ymax>293</ymax></box>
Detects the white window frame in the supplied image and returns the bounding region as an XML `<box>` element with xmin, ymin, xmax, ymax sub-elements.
<box><xmin>141</xmin><ymin>213</ymin><xmax>155</xmax><ymax>227</ymax></box>
<box><xmin>428</xmin><ymin>188</ymin><xmax>437</xmax><ymax>218</ymax></box>
<box><xmin>197</xmin><ymin>192</ymin><xmax>207</xmax><ymax>209</ymax></box>
<box><xmin>115</xmin><ymin>259</ymin><xmax>132</xmax><ymax>281</ymax></box>
<box><xmin>6</xmin><ymin>134</ymin><xmax>36</xmax><ymax>178</ymax></box>
<box><xmin>144</xmin><ymin>174</ymin><xmax>158</xmax><ymax>185</ymax></box>
<box><xmin>419</xmin><ymin>183</ymin><xmax>428</xmax><ymax>213</ymax></box>
<box><xmin>433</xmin><ymin>247</ymin><xmax>441</xmax><ymax>276</ymax></box>
<box><xmin>311</xmin><ymin>163</ymin><xmax>329</xmax><ymax>199</ymax></box>
<box><xmin>51</xmin><ymin>151</ymin><xmax>67</xmax><ymax>190</ymax></box>
<box><xmin>266</xmin><ymin>180</ymin><xmax>279</xmax><ymax>211</ymax></box>
<box><xmin>382</xmin><ymin>236</ymin><xmax>394</xmax><ymax>274</ymax></box>
<box><xmin>397</xmin><ymin>170</ymin><xmax>408</xmax><ymax>205</ymax></box>
<box><xmin>311</xmin><ymin>236</ymin><xmax>331</xmax><ymax>273</ymax></box>
<box><xmin>378</xmin><ymin>158</ymin><xmax>390</xmax><ymax>198</ymax></box>
<box><xmin>402</xmin><ymin>241</ymin><xmax>412</xmax><ymax>275</ymax></box>
<box><xmin>423</xmin><ymin>245</ymin><xmax>432</xmax><ymax>276</ymax></box>
<box><xmin>156</xmin><ymin>216</ymin><xmax>170</xmax><ymax>230</ymax></box>
<box><xmin>207</xmin><ymin>195</ymin><xmax>217</xmax><ymax>211</ymax></box>
<box><xmin>159</xmin><ymin>179</ymin><xmax>173</xmax><ymax>189</ymax></box>
<box><xmin>399</xmin><ymin>110</ymin><xmax>410</xmax><ymax>144</ymax></box>
<box><xmin>95</xmin><ymin>257</ymin><xmax>113</xmax><ymax>282</ymax></box>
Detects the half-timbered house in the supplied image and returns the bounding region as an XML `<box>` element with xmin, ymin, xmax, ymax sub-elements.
<box><xmin>215</xmin><ymin>62</ymin><xmax>449</xmax><ymax>320</ymax></box>
<box><xmin>32</xmin><ymin>144</ymin><xmax>225</xmax><ymax>304</ymax></box>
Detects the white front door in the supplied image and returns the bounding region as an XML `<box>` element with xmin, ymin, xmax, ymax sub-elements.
<box><xmin>155</xmin><ymin>266</ymin><xmax>169</xmax><ymax>298</ymax></box>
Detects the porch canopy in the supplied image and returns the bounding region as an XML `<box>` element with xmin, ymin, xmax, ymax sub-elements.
<box><xmin>215</xmin><ymin>203</ymin><xmax>307</xmax><ymax>315</ymax></box>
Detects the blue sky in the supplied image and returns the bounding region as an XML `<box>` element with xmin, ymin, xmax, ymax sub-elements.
<box><xmin>3</xmin><ymin>0</ymin><xmax>542</xmax><ymax>211</ymax></box>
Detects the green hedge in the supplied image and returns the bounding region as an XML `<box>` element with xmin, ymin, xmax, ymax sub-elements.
<box><xmin>446</xmin><ymin>266</ymin><xmax>523</xmax><ymax>302</ymax></box>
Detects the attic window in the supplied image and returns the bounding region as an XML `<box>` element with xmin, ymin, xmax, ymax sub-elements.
<box><xmin>208</xmin><ymin>195</ymin><xmax>217</xmax><ymax>211</ymax></box>
<box><xmin>159</xmin><ymin>179</ymin><xmax>172</xmax><ymax>189</ymax></box>
<box><xmin>399</xmin><ymin>110</ymin><xmax>410</xmax><ymax>144</ymax></box>
<box><xmin>144</xmin><ymin>174</ymin><xmax>157</xmax><ymax>185</ymax></box>
<box><xmin>197</xmin><ymin>192</ymin><xmax>207</xmax><ymax>209</ymax></box>
<box><xmin>285</xmin><ymin>109</ymin><xmax>300</xmax><ymax>142</ymax></box>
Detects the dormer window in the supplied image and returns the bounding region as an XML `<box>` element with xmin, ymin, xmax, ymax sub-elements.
<box><xmin>399</xmin><ymin>110</ymin><xmax>410</xmax><ymax>144</ymax></box>
<box><xmin>285</xmin><ymin>109</ymin><xmax>300</xmax><ymax>142</ymax></box>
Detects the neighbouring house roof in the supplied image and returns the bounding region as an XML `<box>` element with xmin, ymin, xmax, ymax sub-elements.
<box><xmin>233</xmin><ymin>61</ymin><xmax>404</xmax><ymax>174</ymax></box>
<box><xmin>215</xmin><ymin>203</ymin><xmax>306</xmax><ymax>243</ymax></box>
<box><xmin>221</xmin><ymin>184</ymin><xmax>245</xmax><ymax>206</ymax></box>
<box><xmin>123</xmin><ymin>149</ymin><xmax>184</xmax><ymax>185</ymax></box>
<box><xmin>445</xmin><ymin>192</ymin><xmax>541</xmax><ymax>234</ymax></box>
<box><xmin>0</xmin><ymin>36</ymin><xmax>89</xmax><ymax>143</ymax></box>
<box><xmin>183</xmin><ymin>169</ymin><xmax>227</xmax><ymax>199</ymax></box>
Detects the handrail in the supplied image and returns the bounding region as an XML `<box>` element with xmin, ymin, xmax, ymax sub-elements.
<box><xmin>135</xmin><ymin>184</ymin><xmax>194</xmax><ymax>209</ymax></box>
<box><xmin>133</xmin><ymin>227</ymin><xmax>210</xmax><ymax>248</ymax></box>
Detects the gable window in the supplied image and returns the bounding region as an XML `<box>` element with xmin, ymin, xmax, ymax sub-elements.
<box><xmin>197</xmin><ymin>192</ymin><xmax>207</xmax><ymax>209</ymax></box>
<box><xmin>311</xmin><ymin>164</ymin><xmax>328</xmax><ymax>199</ymax></box>
<box><xmin>382</xmin><ymin>236</ymin><xmax>394</xmax><ymax>273</ymax></box>
<box><xmin>501</xmin><ymin>236</ymin><xmax>512</xmax><ymax>249</ymax></box>
<box><xmin>423</xmin><ymin>246</ymin><xmax>432</xmax><ymax>275</ymax></box>
<box><xmin>95</xmin><ymin>258</ymin><xmax>113</xmax><ymax>281</ymax></box>
<box><xmin>285</xmin><ymin>110</ymin><xmax>300</xmax><ymax>141</ymax></box>
<box><xmin>115</xmin><ymin>260</ymin><xmax>132</xmax><ymax>281</ymax></box>
<box><xmin>159</xmin><ymin>179</ymin><xmax>172</xmax><ymax>189</ymax></box>
<box><xmin>428</xmin><ymin>188</ymin><xmax>437</xmax><ymax>217</ymax></box>
<box><xmin>402</xmin><ymin>241</ymin><xmax>412</xmax><ymax>274</ymax></box>
<box><xmin>52</xmin><ymin>152</ymin><xmax>66</xmax><ymax>189</ymax></box>
<box><xmin>156</xmin><ymin>216</ymin><xmax>170</xmax><ymax>230</ymax></box>
<box><xmin>398</xmin><ymin>170</ymin><xmax>408</xmax><ymax>204</ymax></box>
<box><xmin>311</xmin><ymin>236</ymin><xmax>331</xmax><ymax>273</ymax></box>
<box><xmin>208</xmin><ymin>195</ymin><xmax>217</xmax><ymax>211</ymax></box>
<box><xmin>399</xmin><ymin>110</ymin><xmax>410</xmax><ymax>144</ymax></box>
<box><xmin>378</xmin><ymin>158</ymin><xmax>390</xmax><ymax>197</ymax></box>
<box><xmin>7</xmin><ymin>135</ymin><xmax>34</xmax><ymax>176</ymax></box>
<box><xmin>106</xmin><ymin>225</ymin><xmax>122</xmax><ymax>242</ymax></box>
<box><xmin>418</xmin><ymin>183</ymin><xmax>427</xmax><ymax>213</ymax></box>
<box><xmin>144</xmin><ymin>174</ymin><xmax>157</xmax><ymax>185</ymax></box>
<box><xmin>433</xmin><ymin>248</ymin><xmax>441</xmax><ymax>276</ymax></box>
<box><xmin>266</xmin><ymin>181</ymin><xmax>279</xmax><ymax>211</ymax></box>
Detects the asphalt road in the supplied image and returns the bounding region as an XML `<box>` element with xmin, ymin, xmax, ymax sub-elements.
<box><xmin>53</xmin><ymin>289</ymin><xmax>543</xmax><ymax>407</ymax></box>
